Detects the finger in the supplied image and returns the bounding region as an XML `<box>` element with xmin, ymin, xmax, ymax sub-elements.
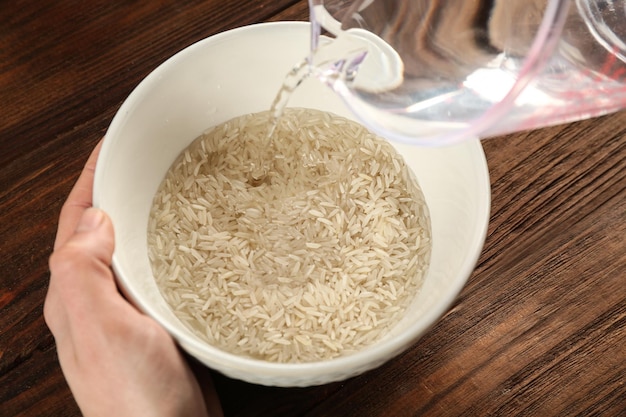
<box><xmin>45</xmin><ymin>208</ymin><xmax>116</xmax><ymax>339</ymax></box>
<box><xmin>54</xmin><ymin>140</ymin><xmax>103</xmax><ymax>250</ymax></box>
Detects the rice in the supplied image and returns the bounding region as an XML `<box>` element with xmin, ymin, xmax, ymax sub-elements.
<box><xmin>147</xmin><ymin>108</ymin><xmax>431</xmax><ymax>363</ymax></box>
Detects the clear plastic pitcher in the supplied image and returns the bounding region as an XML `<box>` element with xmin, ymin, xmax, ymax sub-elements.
<box><xmin>307</xmin><ymin>0</ymin><xmax>626</xmax><ymax>145</ymax></box>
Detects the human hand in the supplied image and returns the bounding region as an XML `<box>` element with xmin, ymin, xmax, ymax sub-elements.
<box><xmin>44</xmin><ymin>142</ymin><xmax>221</xmax><ymax>417</ymax></box>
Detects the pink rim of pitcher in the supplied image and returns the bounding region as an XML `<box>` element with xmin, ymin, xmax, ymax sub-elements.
<box><xmin>465</xmin><ymin>0</ymin><xmax>571</xmax><ymax>144</ymax></box>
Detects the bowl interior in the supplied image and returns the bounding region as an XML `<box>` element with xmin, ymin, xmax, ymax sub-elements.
<box><xmin>94</xmin><ymin>21</ymin><xmax>490</xmax><ymax>387</ymax></box>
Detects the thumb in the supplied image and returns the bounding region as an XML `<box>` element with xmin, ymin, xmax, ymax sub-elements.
<box><xmin>45</xmin><ymin>208</ymin><xmax>116</xmax><ymax>337</ymax></box>
<box><xmin>62</xmin><ymin>208</ymin><xmax>116</xmax><ymax>278</ymax></box>
<box><xmin>71</xmin><ymin>207</ymin><xmax>115</xmax><ymax>259</ymax></box>
<box><xmin>49</xmin><ymin>207</ymin><xmax>115</xmax><ymax>276</ymax></box>
<box><xmin>48</xmin><ymin>207</ymin><xmax>116</xmax><ymax>292</ymax></box>
<box><xmin>75</xmin><ymin>207</ymin><xmax>107</xmax><ymax>233</ymax></box>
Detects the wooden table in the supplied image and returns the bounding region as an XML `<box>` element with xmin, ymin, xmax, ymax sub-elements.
<box><xmin>1</xmin><ymin>1</ymin><xmax>624</xmax><ymax>416</ymax></box>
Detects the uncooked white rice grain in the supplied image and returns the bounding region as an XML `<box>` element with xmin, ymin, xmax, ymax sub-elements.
<box><xmin>147</xmin><ymin>108</ymin><xmax>431</xmax><ymax>363</ymax></box>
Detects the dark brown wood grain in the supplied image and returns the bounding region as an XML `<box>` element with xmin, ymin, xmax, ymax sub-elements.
<box><xmin>1</xmin><ymin>1</ymin><xmax>624</xmax><ymax>416</ymax></box>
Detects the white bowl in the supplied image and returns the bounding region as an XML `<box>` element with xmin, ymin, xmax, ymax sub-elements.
<box><xmin>93</xmin><ymin>21</ymin><xmax>491</xmax><ymax>387</ymax></box>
